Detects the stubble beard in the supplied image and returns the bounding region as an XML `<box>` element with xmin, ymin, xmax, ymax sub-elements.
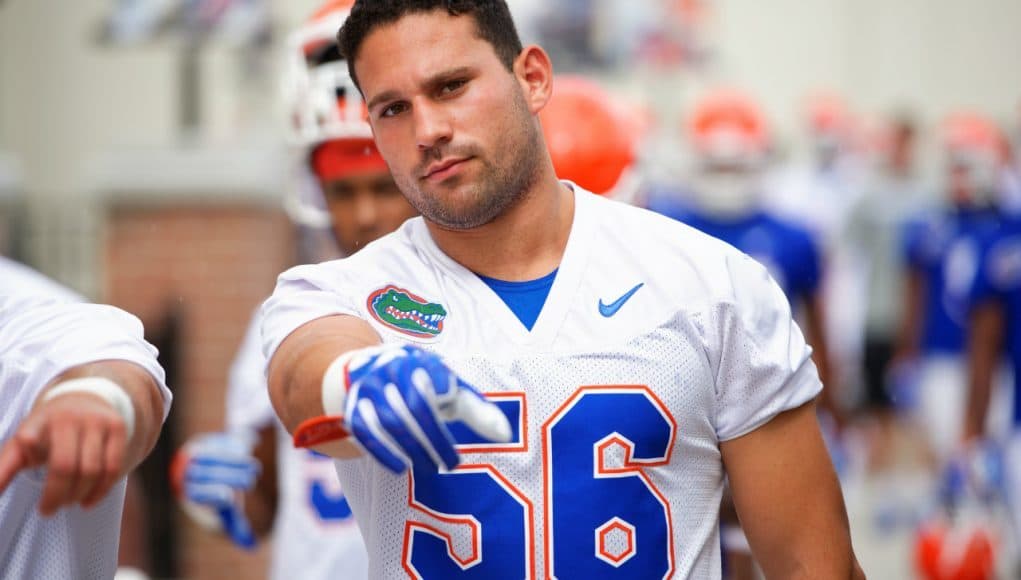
<box><xmin>397</xmin><ymin>91</ymin><xmax>544</xmax><ymax>230</ymax></box>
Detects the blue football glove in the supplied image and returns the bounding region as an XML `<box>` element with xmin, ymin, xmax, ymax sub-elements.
<box><xmin>942</xmin><ymin>440</ymin><xmax>1006</xmax><ymax>507</ymax></box>
<box><xmin>174</xmin><ymin>431</ymin><xmax>260</xmax><ymax>549</ymax></box>
<box><xmin>322</xmin><ymin>344</ymin><xmax>512</xmax><ymax>474</ymax></box>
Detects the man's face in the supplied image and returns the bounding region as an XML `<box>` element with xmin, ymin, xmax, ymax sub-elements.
<box><xmin>354</xmin><ymin>10</ymin><xmax>543</xmax><ymax>230</ymax></box>
<box><xmin>320</xmin><ymin>170</ymin><xmax>418</xmax><ymax>254</ymax></box>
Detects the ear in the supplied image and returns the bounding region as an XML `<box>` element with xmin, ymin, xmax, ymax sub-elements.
<box><xmin>513</xmin><ymin>45</ymin><xmax>554</xmax><ymax>115</ymax></box>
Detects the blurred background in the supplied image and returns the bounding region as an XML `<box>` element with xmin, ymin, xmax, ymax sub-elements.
<box><xmin>2</xmin><ymin>0</ymin><xmax>1020</xmax><ymax>578</ymax></box>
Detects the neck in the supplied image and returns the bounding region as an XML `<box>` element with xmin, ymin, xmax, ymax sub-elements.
<box><xmin>425</xmin><ymin>169</ymin><xmax>574</xmax><ymax>281</ymax></box>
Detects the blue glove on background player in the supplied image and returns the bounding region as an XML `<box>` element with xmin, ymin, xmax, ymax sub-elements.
<box><xmin>172</xmin><ymin>431</ymin><xmax>260</xmax><ymax>549</ymax></box>
<box><xmin>941</xmin><ymin>440</ymin><xmax>1006</xmax><ymax>507</ymax></box>
<box><xmin>301</xmin><ymin>344</ymin><xmax>512</xmax><ymax>474</ymax></box>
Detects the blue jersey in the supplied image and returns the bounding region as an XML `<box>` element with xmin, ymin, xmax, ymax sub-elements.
<box><xmin>904</xmin><ymin>208</ymin><xmax>1002</xmax><ymax>355</ymax></box>
<box><xmin>969</xmin><ymin>217</ymin><xmax>1021</xmax><ymax>424</ymax></box>
<box><xmin>647</xmin><ymin>197</ymin><xmax>822</xmax><ymax>303</ymax></box>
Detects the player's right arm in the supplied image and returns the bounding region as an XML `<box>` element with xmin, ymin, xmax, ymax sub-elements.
<box><xmin>267</xmin><ymin>314</ymin><xmax>381</xmax><ymax>458</ymax></box>
<box><xmin>268</xmin><ymin>312</ymin><xmax>511</xmax><ymax>473</ymax></box>
<box><xmin>262</xmin><ymin>265</ymin><xmax>510</xmax><ymax>472</ymax></box>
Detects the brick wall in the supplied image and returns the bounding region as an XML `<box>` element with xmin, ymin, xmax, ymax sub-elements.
<box><xmin>104</xmin><ymin>203</ymin><xmax>296</xmax><ymax>580</ymax></box>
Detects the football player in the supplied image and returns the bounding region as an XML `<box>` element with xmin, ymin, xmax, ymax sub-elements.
<box><xmin>960</xmin><ymin>124</ymin><xmax>1021</xmax><ymax>575</ymax></box>
<box><xmin>895</xmin><ymin>112</ymin><xmax>1008</xmax><ymax>463</ymax></box>
<box><xmin>844</xmin><ymin>115</ymin><xmax>928</xmax><ymax>440</ymax></box>
<box><xmin>262</xmin><ymin>1</ymin><xmax>863</xmax><ymax>578</ymax></box>
<box><xmin>0</xmin><ymin>258</ymin><xmax>172</xmax><ymax>578</ymax></box>
<box><xmin>765</xmin><ymin>93</ymin><xmax>869</xmax><ymax>423</ymax></box>
<box><xmin>172</xmin><ymin>2</ymin><xmax>416</xmax><ymax>579</ymax></box>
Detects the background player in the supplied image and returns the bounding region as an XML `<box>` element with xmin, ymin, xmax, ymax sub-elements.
<box><xmin>954</xmin><ymin>152</ymin><xmax>1021</xmax><ymax>577</ymax></box>
<box><xmin>0</xmin><ymin>265</ymin><xmax>172</xmax><ymax>578</ymax></box>
<box><xmin>173</xmin><ymin>2</ymin><xmax>416</xmax><ymax>578</ymax></box>
<box><xmin>895</xmin><ymin>112</ymin><xmax>1009</xmax><ymax>464</ymax></box>
<box><xmin>843</xmin><ymin>114</ymin><xmax>928</xmax><ymax>464</ymax></box>
<box><xmin>261</xmin><ymin>1</ymin><xmax>862</xmax><ymax>577</ymax></box>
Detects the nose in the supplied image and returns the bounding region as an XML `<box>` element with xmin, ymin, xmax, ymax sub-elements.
<box><xmin>413</xmin><ymin>98</ymin><xmax>453</xmax><ymax>151</ymax></box>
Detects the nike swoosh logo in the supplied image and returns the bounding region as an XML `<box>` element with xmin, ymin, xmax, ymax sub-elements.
<box><xmin>599</xmin><ymin>283</ymin><xmax>645</xmax><ymax>317</ymax></box>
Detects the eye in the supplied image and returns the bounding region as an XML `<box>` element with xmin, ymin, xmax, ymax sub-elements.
<box><xmin>440</xmin><ymin>79</ymin><xmax>467</xmax><ymax>96</ymax></box>
<box><xmin>379</xmin><ymin>101</ymin><xmax>409</xmax><ymax>119</ymax></box>
<box><xmin>374</xmin><ymin>180</ymin><xmax>401</xmax><ymax>197</ymax></box>
<box><xmin>325</xmin><ymin>184</ymin><xmax>355</xmax><ymax>201</ymax></box>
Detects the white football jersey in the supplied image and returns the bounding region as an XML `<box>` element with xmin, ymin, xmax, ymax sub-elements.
<box><xmin>0</xmin><ymin>291</ymin><xmax>171</xmax><ymax>579</ymax></box>
<box><xmin>261</xmin><ymin>185</ymin><xmax>822</xmax><ymax>579</ymax></box>
<box><xmin>226</xmin><ymin>313</ymin><xmax>368</xmax><ymax>580</ymax></box>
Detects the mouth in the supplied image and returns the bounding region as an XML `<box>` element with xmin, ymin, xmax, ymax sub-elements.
<box><xmin>422</xmin><ymin>157</ymin><xmax>471</xmax><ymax>182</ymax></box>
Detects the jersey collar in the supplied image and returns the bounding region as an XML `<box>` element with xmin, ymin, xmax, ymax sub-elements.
<box><xmin>408</xmin><ymin>182</ymin><xmax>596</xmax><ymax>350</ymax></box>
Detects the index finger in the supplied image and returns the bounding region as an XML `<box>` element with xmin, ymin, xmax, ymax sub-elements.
<box><xmin>448</xmin><ymin>379</ymin><xmax>512</xmax><ymax>443</ymax></box>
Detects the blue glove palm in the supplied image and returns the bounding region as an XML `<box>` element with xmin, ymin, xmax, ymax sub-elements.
<box><xmin>337</xmin><ymin>345</ymin><xmax>511</xmax><ymax>474</ymax></box>
<box><xmin>178</xmin><ymin>432</ymin><xmax>260</xmax><ymax>549</ymax></box>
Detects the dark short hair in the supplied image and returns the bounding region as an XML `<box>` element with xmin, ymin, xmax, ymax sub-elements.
<box><xmin>338</xmin><ymin>0</ymin><xmax>524</xmax><ymax>90</ymax></box>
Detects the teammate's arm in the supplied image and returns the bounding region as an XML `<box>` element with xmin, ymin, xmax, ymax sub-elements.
<box><xmin>803</xmin><ymin>292</ymin><xmax>843</xmax><ymax>427</ymax></box>
<box><xmin>894</xmin><ymin>267</ymin><xmax>925</xmax><ymax>362</ymax></box>
<box><xmin>245</xmin><ymin>425</ymin><xmax>280</xmax><ymax>536</ymax></box>
<box><xmin>0</xmin><ymin>360</ymin><xmax>165</xmax><ymax>515</ymax></box>
<box><xmin>964</xmin><ymin>300</ymin><xmax>1003</xmax><ymax>440</ymax></box>
<box><xmin>720</xmin><ymin>399</ymin><xmax>864</xmax><ymax>579</ymax></box>
<box><xmin>267</xmin><ymin>314</ymin><xmax>381</xmax><ymax>457</ymax></box>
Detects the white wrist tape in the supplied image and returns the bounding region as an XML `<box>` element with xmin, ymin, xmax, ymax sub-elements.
<box><xmin>322</xmin><ymin>350</ymin><xmax>358</xmax><ymax>417</ymax></box>
<box><xmin>42</xmin><ymin>377</ymin><xmax>136</xmax><ymax>439</ymax></box>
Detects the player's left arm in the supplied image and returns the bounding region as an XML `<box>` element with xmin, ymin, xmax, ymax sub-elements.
<box><xmin>721</xmin><ymin>399</ymin><xmax>864</xmax><ymax>579</ymax></box>
<box><xmin>0</xmin><ymin>359</ymin><xmax>165</xmax><ymax>515</ymax></box>
<box><xmin>713</xmin><ymin>252</ymin><xmax>862</xmax><ymax>577</ymax></box>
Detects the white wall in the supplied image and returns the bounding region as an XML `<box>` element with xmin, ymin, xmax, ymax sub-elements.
<box><xmin>0</xmin><ymin>0</ymin><xmax>178</xmax><ymax>197</ymax></box>
<box><xmin>1</xmin><ymin>0</ymin><xmax>1019</xmax><ymax>200</ymax></box>
<box><xmin>706</xmin><ymin>0</ymin><xmax>1021</xmax><ymax>135</ymax></box>
<box><xmin>0</xmin><ymin>0</ymin><xmax>320</xmax><ymax>198</ymax></box>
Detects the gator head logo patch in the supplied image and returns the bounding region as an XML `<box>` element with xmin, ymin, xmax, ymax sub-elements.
<box><xmin>367</xmin><ymin>285</ymin><xmax>447</xmax><ymax>339</ymax></box>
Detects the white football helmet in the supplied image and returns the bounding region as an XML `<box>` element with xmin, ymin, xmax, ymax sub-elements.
<box><xmin>685</xmin><ymin>88</ymin><xmax>769</xmax><ymax>217</ymax></box>
<box><xmin>940</xmin><ymin>112</ymin><xmax>1008</xmax><ymax>208</ymax></box>
<box><xmin>279</xmin><ymin>0</ymin><xmax>374</xmax><ymax>228</ymax></box>
<box><xmin>281</xmin><ymin>0</ymin><xmax>369</xmax><ymax>147</ymax></box>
